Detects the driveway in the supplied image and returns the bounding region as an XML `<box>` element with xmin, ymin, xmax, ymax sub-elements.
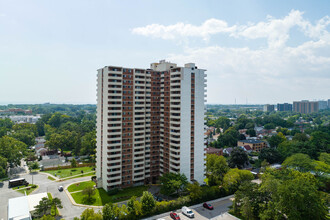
<box><xmin>0</xmin><ymin>172</ymin><xmax>95</xmax><ymax>220</ymax></box>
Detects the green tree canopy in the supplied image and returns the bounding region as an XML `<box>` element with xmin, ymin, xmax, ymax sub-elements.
<box><xmin>140</xmin><ymin>191</ymin><xmax>156</xmax><ymax>215</ymax></box>
<box><xmin>160</xmin><ymin>173</ymin><xmax>188</xmax><ymax>196</ymax></box>
<box><xmin>282</xmin><ymin>153</ymin><xmax>314</xmax><ymax>172</ymax></box>
<box><xmin>0</xmin><ymin>136</ymin><xmax>27</xmax><ymax>166</ymax></box>
<box><xmin>228</xmin><ymin>147</ymin><xmax>249</xmax><ymax>169</ymax></box>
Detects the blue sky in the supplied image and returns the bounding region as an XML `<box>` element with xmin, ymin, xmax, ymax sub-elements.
<box><xmin>0</xmin><ymin>0</ymin><xmax>329</xmax><ymax>104</ymax></box>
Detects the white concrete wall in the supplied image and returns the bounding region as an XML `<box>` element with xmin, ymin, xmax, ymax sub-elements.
<box><xmin>180</xmin><ymin>68</ymin><xmax>191</xmax><ymax>179</ymax></box>
<box><xmin>194</xmin><ymin>69</ymin><xmax>206</xmax><ymax>183</ymax></box>
<box><xmin>96</xmin><ymin>69</ymin><xmax>103</xmax><ymax>187</ymax></box>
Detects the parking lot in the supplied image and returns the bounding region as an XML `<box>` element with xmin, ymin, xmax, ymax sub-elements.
<box><xmin>146</xmin><ymin>196</ymin><xmax>234</xmax><ymax>220</ymax></box>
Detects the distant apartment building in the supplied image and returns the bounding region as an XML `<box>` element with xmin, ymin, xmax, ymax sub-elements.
<box><xmin>263</xmin><ymin>104</ymin><xmax>275</xmax><ymax>112</ymax></box>
<box><xmin>0</xmin><ymin>108</ymin><xmax>32</xmax><ymax>115</ymax></box>
<box><xmin>277</xmin><ymin>103</ymin><xmax>292</xmax><ymax>111</ymax></box>
<box><xmin>237</xmin><ymin>140</ymin><xmax>267</xmax><ymax>152</ymax></box>
<box><xmin>96</xmin><ymin>60</ymin><xmax>207</xmax><ymax>190</ymax></box>
<box><xmin>318</xmin><ymin>100</ymin><xmax>328</xmax><ymax>110</ymax></box>
<box><xmin>293</xmin><ymin>100</ymin><xmax>319</xmax><ymax>114</ymax></box>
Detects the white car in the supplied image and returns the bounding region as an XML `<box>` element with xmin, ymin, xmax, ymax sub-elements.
<box><xmin>182</xmin><ymin>206</ymin><xmax>194</xmax><ymax>218</ymax></box>
<box><xmin>58</xmin><ymin>186</ymin><xmax>63</xmax><ymax>192</ymax></box>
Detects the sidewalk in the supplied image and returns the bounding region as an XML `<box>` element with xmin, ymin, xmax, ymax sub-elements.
<box><xmin>40</xmin><ymin>171</ymin><xmax>95</xmax><ymax>182</ymax></box>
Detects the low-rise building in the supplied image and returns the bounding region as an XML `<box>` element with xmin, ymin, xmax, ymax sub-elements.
<box><xmin>205</xmin><ymin>147</ymin><xmax>223</xmax><ymax>156</ymax></box>
<box><xmin>237</xmin><ymin>140</ymin><xmax>267</xmax><ymax>152</ymax></box>
<box><xmin>8</xmin><ymin>192</ymin><xmax>48</xmax><ymax>220</ymax></box>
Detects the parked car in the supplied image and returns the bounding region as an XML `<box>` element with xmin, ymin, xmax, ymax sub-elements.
<box><xmin>58</xmin><ymin>186</ymin><xmax>63</xmax><ymax>192</ymax></box>
<box><xmin>182</xmin><ymin>206</ymin><xmax>194</xmax><ymax>218</ymax></box>
<box><xmin>203</xmin><ymin>202</ymin><xmax>213</xmax><ymax>210</ymax></box>
<box><xmin>170</xmin><ymin>212</ymin><xmax>180</xmax><ymax>220</ymax></box>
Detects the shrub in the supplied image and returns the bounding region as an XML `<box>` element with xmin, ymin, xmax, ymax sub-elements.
<box><xmin>107</xmin><ymin>188</ymin><xmax>119</xmax><ymax>195</ymax></box>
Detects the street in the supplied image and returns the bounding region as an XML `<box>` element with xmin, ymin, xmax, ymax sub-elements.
<box><xmin>0</xmin><ymin>172</ymin><xmax>93</xmax><ymax>220</ymax></box>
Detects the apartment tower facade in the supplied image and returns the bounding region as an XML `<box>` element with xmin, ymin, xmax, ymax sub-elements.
<box><xmin>293</xmin><ymin>100</ymin><xmax>319</xmax><ymax>114</ymax></box>
<box><xmin>96</xmin><ymin>60</ymin><xmax>207</xmax><ymax>190</ymax></box>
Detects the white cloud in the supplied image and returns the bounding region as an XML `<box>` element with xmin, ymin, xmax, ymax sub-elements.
<box><xmin>132</xmin><ymin>10</ymin><xmax>330</xmax><ymax>48</ymax></box>
<box><xmin>132</xmin><ymin>10</ymin><xmax>330</xmax><ymax>103</ymax></box>
<box><xmin>132</xmin><ymin>18</ymin><xmax>236</xmax><ymax>41</ymax></box>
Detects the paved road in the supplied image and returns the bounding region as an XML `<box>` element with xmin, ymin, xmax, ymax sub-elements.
<box><xmin>0</xmin><ymin>172</ymin><xmax>94</xmax><ymax>220</ymax></box>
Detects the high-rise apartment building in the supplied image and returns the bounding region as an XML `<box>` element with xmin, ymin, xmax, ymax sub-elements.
<box><xmin>96</xmin><ymin>60</ymin><xmax>207</xmax><ymax>190</ymax></box>
<box><xmin>318</xmin><ymin>100</ymin><xmax>328</xmax><ymax>110</ymax></box>
<box><xmin>263</xmin><ymin>104</ymin><xmax>275</xmax><ymax>112</ymax></box>
<box><xmin>293</xmin><ymin>100</ymin><xmax>319</xmax><ymax>113</ymax></box>
<box><xmin>277</xmin><ymin>103</ymin><xmax>292</xmax><ymax>111</ymax></box>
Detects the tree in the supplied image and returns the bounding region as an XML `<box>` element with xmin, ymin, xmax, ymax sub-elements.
<box><xmin>215</xmin><ymin>116</ymin><xmax>230</xmax><ymax>131</ymax></box>
<box><xmin>228</xmin><ymin>147</ymin><xmax>249</xmax><ymax>169</ymax></box>
<box><xmin>10</xmin><ymin>129</ymin><xmax>36</xmax><ymax>146</ymax></box>
<box><xmin>187</xmin><ymin>182</ymin><xmax>202</xmax><ymax>202</ymax></box>
<box><xmin>82</xmin><ymin>186</ymin><xmax>95</xmax><ymax>202</ymax></box>
<box><xmin>51</xmin><ymin>197</ymin><xmax>63</xmax><ymax>216</ymax></box>
<box><xmin>71</xmin><ymin>158</ymin><xmax>77</xmax><ymax>168</ymax></box>
<box><xmin>258</xmin><ymin>148</ymin><xmax>282</xmax><ymax>164</ymax></box>
<box><xmin>81</xmin><ymin>131</ymin><xmax>96</xmax><ymax>156</ymax></box>
<box><xmin>206</xmin><ymin>154</ymin><xmax>229</xmax><ymax>185</ymax></box>
<box><xmin>40</xmin><ymin>215</ymin><xmax>56</xmax><ymax>220</ymax></box>
<box><xmin>217</xmin><ymin>127</ymin><xmax>239</xmax><ymax>147</ymax></box>
<box><xmin>127</xmin><ymin>196</ymin><xmax>142</xmax><ymax>218</ymax></box>
<box><xmin>223</xmin><ymin>168</ymin><xmax>254</xmax><ymax>192</ymax></box>
<box><xmin>282</xmin><ymin>153</ymin><xmax>313</xmax><ymax>172</ymax></box>
<box><xmin>0</xmin><ymin>136</ymin><xmax>27</xmax><ymax>167</ymax></box>
<box><xmin>160</xmin><ymin>173</ymin><xmax>188</xmax><ymax>196</ymax></box>
<box><xmin>292</xmin><ymin>133</ymin><xmax>309</xmax><ymax>142</ymax></box>
<box><xmin>34</xmin><ymin>197</ymin><xmax>52</xmax><ymax>217</ymax></box>
<box><xmin>267</xmin><ymin>132</ymin><xmax>286</xmax><ymax>148</ymax></box>
<box><xmin>264</xmin><ymin>123</ymin><xmax>275</xmax><ymax>130</ymax></box>
<box><xmin>0</xmin><ymin>156</ymin><xmax>7</xmax><ymax>178</ymax></box>
<box><xmin>140</xmin><ymin>191</ymin><xmax>156</xmax><ymax>215</ymax></box>
<box><xmin>319</xmin><ymin>153</ymin><xmax>330</xmax><ymax>165</ymax></box>
<box><xmin>259</xmin><ymin>169</ymin><xmax>328</xmax><ymax>219</ymax></box>
<box><xmin>246</xmin><ymin>128</ymin><xmax>256</xmax><ymax>137</ymax></box>
<box><xmin>103</xmin><ymin>203</ymin><xmax>120</xmax><ymax>220</ymax></box>
<box><xmin>79</xmin><ymin>208</ymin><xmax>102</xmax><ymax>220</ymax></box>
<box><xmin>28</xmin><ymin>161</ymin><xmax>40</xmax><ymax>172</ymax></box>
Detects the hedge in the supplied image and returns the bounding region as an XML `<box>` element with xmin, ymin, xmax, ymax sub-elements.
<box><xmin>43</xmin><ymin>163</ymin><xmax>95</xmax><ymax>171</ymax></box>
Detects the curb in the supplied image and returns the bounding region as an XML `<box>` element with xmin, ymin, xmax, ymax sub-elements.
<box><xmin>64</xmin><ymin>180</ymin><xmax>104</xmax><ymax>209</ymax></box>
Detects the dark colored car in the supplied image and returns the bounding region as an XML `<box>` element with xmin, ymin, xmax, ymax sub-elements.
<box><xmin>203</xmin><ymin>202</ymin><xmax>213</xmax><ymax>210</ymax></box>
<box><xmin>58</xmin><ymin>186</ymin><xmax>64</xmax><ymax>192</ymax></box>
<box><xmin>170</xmin><ymin>212</ymin><xmax>180</xmax><ymax>220</ymax></box>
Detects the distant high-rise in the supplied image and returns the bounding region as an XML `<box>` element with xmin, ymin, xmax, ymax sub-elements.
<box><xmin>318</xmin><ymin>100</ymin><xmax>328</xmax><ymax>110</ymax></box>
<box><xmin>277</xmin><ymin>103</ymin><xmax>292</xmax><ymax>112</ymax></box>
<box><xmin>293</xmin><ymin>100</ymin><xmax>319</xmax><ymax>114</ymax></box>
<box><xmin>96</xmin><ymin>60</ymin><xmax>207</xmax><ymax>190</ymax></box>
<box><xmin>263</xmin><ymin>104</ymin><xmax>275</xmax><ymax>112</ymax></box>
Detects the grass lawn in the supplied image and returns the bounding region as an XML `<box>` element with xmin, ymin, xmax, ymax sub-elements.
<box><xmin>16</xmin><ymin>184</ymin><xmax>38</xmax><ymax>195</ymax></box>
<box><xmin>42</xmin><ymin>166</ymin><xmax>94</xmax><ymax>178</ymax></box>
<box><xmin>70</xmin><ymin>184</ymin><xmax>148</xmax><ymax>205</ymax></box>
<box><xmin>62</xmin><ymin>171</ymin><xmax>95</xmax><ymax>181</ymax></box>
<box><xmin>48</xmin><ymin>176</ymin><xmax>56</xmax><ymax>181</ymax></box>
<box><xmin>68</xmin><ymin>181</ymin><xmax>96</xmax><ymax>192</ymax></box>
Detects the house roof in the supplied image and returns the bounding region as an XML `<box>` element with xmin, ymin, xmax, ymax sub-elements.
<box><xmin>8</xmin><ymin>196</ymin><xmax>30</xmax><ymax>220</ymax></box>
<box><xmin>205</xmin><ymin>147</ymin><xmax>222</xmax><ymax>154</ymax></box>
<box><xmin>223</xmin><ymin>147</ymin><xmax>233</xmax><ymax>154</ymax></box>
<box><xmin>243</xmin><ymin>145</ymin><xmax>252</xmax><ymax>151</ymax></box>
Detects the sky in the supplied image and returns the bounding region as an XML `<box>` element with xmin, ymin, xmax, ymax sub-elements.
<box><xmin>0</xmin><ymin>0</ymin><xmax>330</xmax><ymax>105</ymax></box>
